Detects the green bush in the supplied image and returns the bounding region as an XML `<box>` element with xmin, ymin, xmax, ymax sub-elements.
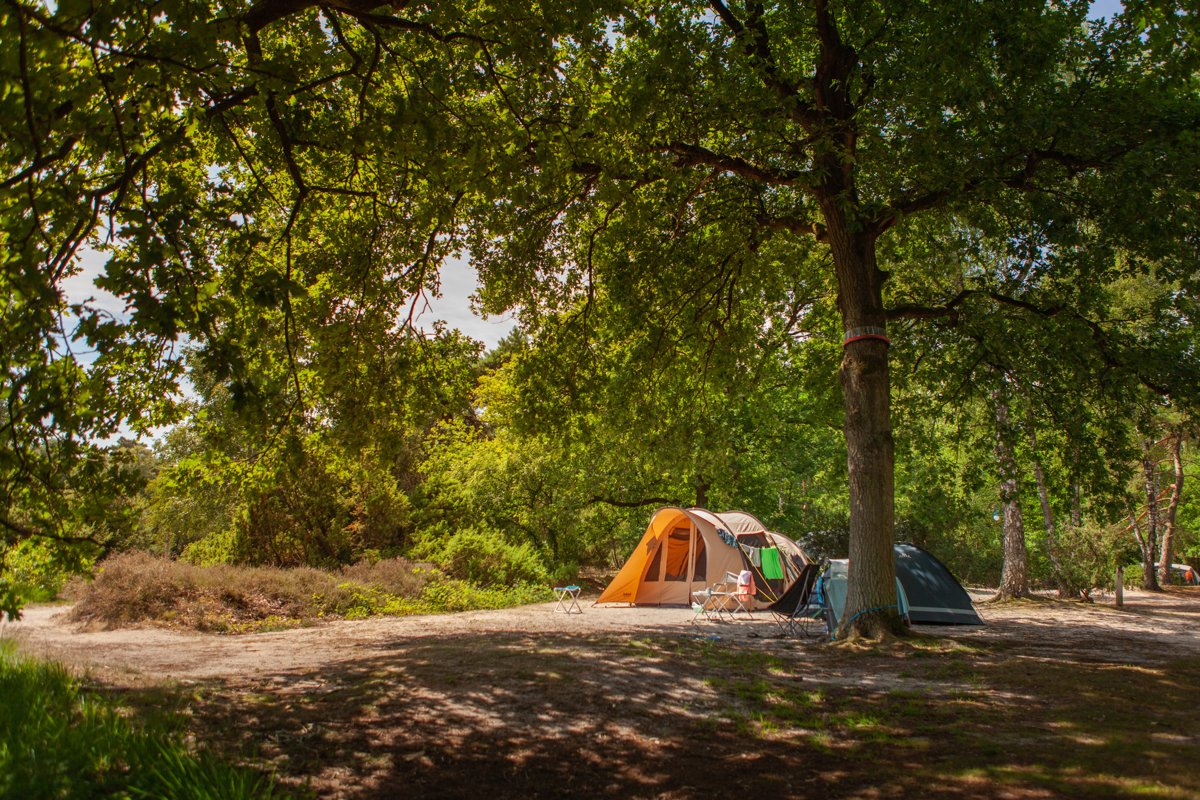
<box><xmin>549</xmin><ymin>562</ymin><xmax>580</xmax><ymax>587</ymax></box>
<box><xmin>0</xmin><ymin>641</ymin><xmax>282</xmax><ymax>799</ymax></box>
<box><xmin>1</xmin><ymin>539</ymin><xmax>85</xmax><ymax>608</ymax></box>
<box><xmin>181</xmin><ymin>528</ymin><xmax>246</xmax><ymax>567</ymax></box>
<box><xmin>1045</xmin><ymin>523</ymin><xmax>1133</xmax><ymax>598</ymax></box>
<box><xmin>419</xmin><ymin>579</ymin><xmax>552</xmax><ymax>612</ymax></box>
<box><xmin>426</xmin><ymin>527</ymin><xmax>550</xmax><ymax>587</ymax></box>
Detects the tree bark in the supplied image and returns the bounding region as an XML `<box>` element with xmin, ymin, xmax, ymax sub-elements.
<box><xmin>825</xmin><ymin>211</ymin><xmax>902</xmax><ymax>638</ymax></box>
<box><xmin>1137</xmin><ymin>439</ymin><xmax>1163</xmax><ymax>591</ymax></box>
<box><xmin>752</xmin><ymin>0</ymin><xmax>902</xmax><ymax>638</ymax></box>
<box><xmin>993</xmin><ymin>385</ymin><xmax>1028</xmax><ymax>599</ymax></box>
<box><xmin>1157</xmin><ymin>427</ymin><xmax>1184</xmax><ymax>585</ymax></box>
<box><xmin>1070</xmin><ymin>457</ymin><xmax>1082</xmax><ymax>530</ymax></box>
<box><xmin>1027</xmin><ymin>423</ymin><xmax>1067</xmax><ymax>596</ymax></box>
<box><xmin>694</xmin><ymin>474</ymin><xmax>710</xmax><ymax>509</ymax></box>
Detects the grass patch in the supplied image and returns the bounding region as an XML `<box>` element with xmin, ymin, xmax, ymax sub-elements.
<box><xmin>0</xmin><ymin>641</ymin><xmax>284</xmax><ymax>799</ymax></box>
<box><xmin>65</xmin><ymin>552</ymin><xmax>552</xmax><ymax>632</ymax></box>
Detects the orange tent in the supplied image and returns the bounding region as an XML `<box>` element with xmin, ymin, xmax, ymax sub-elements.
<box><xmin>596</xmin><ymin>507</ymin><xmax>808</xmax><ymax>607</ymax></box>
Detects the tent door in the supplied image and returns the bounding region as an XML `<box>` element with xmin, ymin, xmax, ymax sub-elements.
<box><xmin>662</xmin><ymin>526</ymin><xmax>692</xmax><ymax>583</ymax></box>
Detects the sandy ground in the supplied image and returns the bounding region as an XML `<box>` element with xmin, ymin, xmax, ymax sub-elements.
<box><xmin>3</xmin><ymin>587</ymin><xmax>1198</xmax><ymax>682</ymax></box>
<box><xmin>4</xmin><ymin>588</ymin><xmax>1200</xmax><ymax>799</ymax></box>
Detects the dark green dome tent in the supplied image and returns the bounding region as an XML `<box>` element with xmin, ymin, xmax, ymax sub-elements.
<box><xmin>823</xmin><ymin>543</ymin><xmax>984</xmax><ymax>628</ymax></box>
<box><xmin>894</xmin><ymin>543</ymin><xmax>983</xmax><ymax>625</ymax></box>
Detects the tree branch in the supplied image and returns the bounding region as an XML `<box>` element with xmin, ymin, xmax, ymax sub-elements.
<box><xmin>661</xmin><ymin>142</ymin><xmax>808</xmax><ymax>186</ymax></box>
<box><xmin>585</xmin><ymin>495</ymin><xmax>677</xmax><ymax>509</ymax></box>
<box><xmin>889</xmin><ymin>289</ymin><xmax>1175</xmax><ymax>396</ymax></box>
<box><xmin>874</xmin><ymin>146</ymin><xmax>1130</xmax><ymax>236</ymax></box>
<box><xmin>242</xmin><ymin>0</ymin><xmax>407</xmax><ymax>33</ymax></box>
<box><xmin>0</xmin><ymin>514</ymin><xmax>102</xmax><ymax>548</ymax></box>
<box><xmin>885</xmin><ymin>289</ymin><xmax>1067</xmax><ymax>322</ymax></box>
<box><xmin>707</xmin><ymin>0</ymin><xmax>817</xmax><ymax>129</ymax></box>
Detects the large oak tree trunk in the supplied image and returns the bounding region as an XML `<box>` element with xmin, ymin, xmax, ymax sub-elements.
<box><xmin>1157</xmin><ymin>428</ymin><xmax>1184</xmax><ymax>586</ymax></box>
<box><xmin>825</xmin><ymin>211</ymin><xmax>902</xmax><ymax>638</ymax></box>
<box><xmin>809</xmin><ymin>4</ymin><xmax>901</xmax><ymax>638</ymax></box>
<box><xmin>993</xmin><ymin>387</ymin><xmax>1028</xmax><ymax>599</ymax></box>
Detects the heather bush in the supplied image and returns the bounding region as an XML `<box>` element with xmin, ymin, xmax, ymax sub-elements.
<box><xmin>68</xmin><ymin>551</ymin><xmax>183</xmax><ymax>628</ymax></box>
<box><xmin>66</xmin><ymin>551</ymin><xmax>542</xmax><ymax>632</ymax></box>
<box><xmin>340</xmin><ymin>558</ymin><xmax>431</xmax><ymax>596</ymax></box>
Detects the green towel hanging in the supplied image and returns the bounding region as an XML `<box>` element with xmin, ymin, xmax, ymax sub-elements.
<box><xmin>761</xmin><ymin>547</ymin><xmax>784</xmax><ymax>579</ymax></box>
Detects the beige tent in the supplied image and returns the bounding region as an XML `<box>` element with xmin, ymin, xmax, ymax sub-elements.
<box><xmin>595</xmin><ymin>507</ymin><xmax>808</xmax><ymax>607</ymax></box>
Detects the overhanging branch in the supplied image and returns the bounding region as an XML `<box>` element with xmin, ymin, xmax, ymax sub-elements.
<box><xmin>708</xmin><ymin>0</ymin><xmax>818</xmax><ymax>129</ymax></box>
<box><xmin>888</xmin><ymin>289</ymin><xmax>1174</xmax><ymax>396</ymax></box>
<box><xmin>874</xmin><ymin>145</ymin><xmax>1134</xmax><ymax>237</ymax></box>
<box><xmin>585</xmin><ymin>495</ymin><xmax>677</xmax><ymax>509</ymax></box>
<box><xmin>661</xmin><ymin>142</ymin><xmax>809</xmax><ymax>187</ymax></box>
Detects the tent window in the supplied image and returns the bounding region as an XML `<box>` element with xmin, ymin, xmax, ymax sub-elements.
<box><xmin>644</xmin><ymin>540</ymin><xmax>663</xmax><ymax>582</ymax></box>
<box><xmin>692</xmin><ymin>531</ymin><xmax>706</xmax><ymax>581</ymax></box>
<box><xmin>664</xmin><ymin>527</ymin><xmax>691</xmax><ymax>581</ymax></box>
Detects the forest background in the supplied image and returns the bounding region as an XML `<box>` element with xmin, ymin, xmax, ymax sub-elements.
<box><xmin>2</xmin><ymin>0</ymin><xmax>1198</xmax><ymax>624</ymax></box>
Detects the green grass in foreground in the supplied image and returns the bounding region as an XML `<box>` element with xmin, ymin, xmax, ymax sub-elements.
<box><xmin>0</xmin><ymin>641</ymin><xmax>284</xmax><ymax>800</ymax></box>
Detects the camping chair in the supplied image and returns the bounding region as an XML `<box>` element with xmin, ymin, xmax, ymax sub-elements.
<box><xmin>765</xmin><ymin>561</ymin><xmax>827</xmax><ymax>638</ymax></box>
<box><xmin>735</xmin><ymin>569</ymin><xmax>756</xmax><ymax>616</ymax></box>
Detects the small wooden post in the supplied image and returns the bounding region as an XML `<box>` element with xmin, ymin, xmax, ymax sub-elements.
<box><xmin>1115</xmin><ymin>565</ymin><xmax>1124</xmax><ymax>608</ymax></box>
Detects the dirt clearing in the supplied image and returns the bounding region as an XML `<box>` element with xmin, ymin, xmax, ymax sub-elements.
<box><xmin>4</xmin><ymin>587</ymin><xmax>1200</xmax><ymax>799</ymax></box>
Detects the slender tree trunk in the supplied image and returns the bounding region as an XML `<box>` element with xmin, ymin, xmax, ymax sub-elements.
<box><xmin>1137</xmin><ymin>439</ymin><xmax>1163</xmax><ymax>591</ymax></box>
<box><xmin>1158</xmin><ymin>427</ymin><xmax>1184</xmax><ymax>585</ymax></box>
<box><xmin>1070</xmin><ymin>460</ymin><xmax>1082</xmax><ymax>530</ymax></box>
<box><xmin>694</xmin><ymin>475</ymin><xmax>709</xmax><ymax>509</ymax></box>
<box><xmin>993</xmin><ymin>386</ymin><xmax>1028</xmax><ymax>599</ymax></box>
<box><xmin>1026</xmin><ymin>410</ymin><xmax>1067</xmax><ymax>596</ymax></box>
<box><xmin>825</xmin><ymin>212</ymin><xmax>902</xmax><ymax>638</ymax></box>
<box><xmin>1032</xmin><ymin>455</ymin><xmax>1065</xmax><ymax>596</ymax></box>
<box><xmin>1127</xmin><ymin>503</ymin><xmax>1154</xmax><ymax>591</ymax></box>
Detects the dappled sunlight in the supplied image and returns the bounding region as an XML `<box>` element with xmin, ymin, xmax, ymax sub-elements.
<box><xmin>5</xmin><ymin>591</ymin><xmax>1200</xmax><ymax>799</ymax></box>
<box><xmin>166</xmin><ymin>624</ymin><xmax>1200</xmax><ymax>799</ymax></box>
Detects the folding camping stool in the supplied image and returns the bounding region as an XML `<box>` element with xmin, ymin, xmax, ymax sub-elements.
<box><xmin>691</xmin><ymin>588</ymin><xmax>715</xmax><ymax>623</ymax></box>
<box><xmin>691</xmin><ymin>587</ymin><xmax>731</xmax><ymax>623</ymax></box>
<box><xmin>553</xmin><ymin>585</ymin><xmax>582</xmax><ymax>614</ymax></box>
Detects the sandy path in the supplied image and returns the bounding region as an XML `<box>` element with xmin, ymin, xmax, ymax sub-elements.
<box><xmin>1</xmin><ymin>602</ymin><xmax>711</xmax><ymax>680</ymax></box>
<box><xmin>6</xmin><ymin>588</ymin><xmax>1200</xmax><ymax>800</ymax></box>
<box><xmin>4</xmin><ymin>587</ymin><xmax>1198</xmax><ymax>683</ymax></box>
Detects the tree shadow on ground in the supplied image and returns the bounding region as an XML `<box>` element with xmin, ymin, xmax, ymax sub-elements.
<box><xmin>167</xmin><ymin>610</ymin><xmax>1200</xmax><ymax>800</ymax></box>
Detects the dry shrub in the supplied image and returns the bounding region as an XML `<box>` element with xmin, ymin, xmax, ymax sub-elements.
<box><xmin>339</xmin><ymin>558</ymin><xmax>432</xmax><ymax>595</ymax></box>
<box><xmin>68</xmin><ymin>552</ymin><xmax>433</xmax><ymax>631</ymax></box>
<box><xmin>67</xmin><ymin>552</ymin><xmax>185</xmax><ymax>629</ymax></box>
